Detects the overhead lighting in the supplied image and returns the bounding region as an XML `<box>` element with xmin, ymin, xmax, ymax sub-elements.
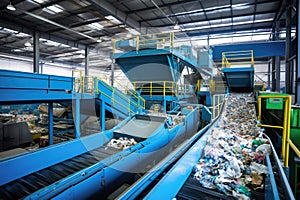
<box><xmin>24</xmin><ymin>41</ymin><xmax>31</xmax><ymax>47</ymax></box>
<box><xmin>126</xmin><ymin>33</ymin><xmax>132</xmax><ymax>38</ymax></box>
<box><xmin>6</xmin><ymin>1</ymin><xmax>16</xmax><ymax>11</ymax></box>
<box><xmin>96</xmin><ymin>38</ymin><xmax>102</xmax><ymax>43</ymax></box>
<box><xmin>88</xmin><ymin>22</ymin><xmax>104</xmax><ymax>30</ymax></box>
<box><xmin>174</xmin><ymin>24</ymin><xmax>180</xmax><ymax>30</ymax></box>
<box><xmin>125</xmin><ymin>28</ymin><xmax>140</xmax><ymax>35</ymax></box>
<box><xmin>105</xmin><ymin>15</ymin><xmax>122</xmax><ymax>25</ymax></box>
<box><xmin>46</xmin><ymin>5</ymin><xmax>64</xmax><ymax>13</ymax></box>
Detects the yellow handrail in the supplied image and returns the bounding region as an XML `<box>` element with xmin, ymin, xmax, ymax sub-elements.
<box><xmin>222</xmin><ymin>50</ymin><xmax>254</xmax><ymax>69</ymax></box>
<box><xmin>257</xmin><ymin>95</ymin><xmax>296</xmax><ymax>167</ymax></box>
<box><xmin>132</xmin><ymin>81</ymin><xmax>179</xmax><ymax>97</ymax></box>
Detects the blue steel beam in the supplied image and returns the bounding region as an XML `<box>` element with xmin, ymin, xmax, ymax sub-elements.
<box><xmin>213</xmin><ymin>41</ymin><xmax>286</xmax><ymax>60</ymax></box>
<box><xmin>48</xmin><ymin>102</ymin><xmax>54</xmax><ymax>145</ymax></box>
<box><xmin>0</xmin><ymin>70</ymin><xmax>73</xmax><ymax>102</ymax></box>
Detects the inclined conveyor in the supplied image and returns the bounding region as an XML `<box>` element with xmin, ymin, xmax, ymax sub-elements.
<box><xmin>117</xmin><ymin>94</ymin><xmax>295</xmax><ymax>200</ymax></box>
<box><xmin>0</xmin><ymin>105</ymin><xmax>200</xmax><ymax>199</ymax></box>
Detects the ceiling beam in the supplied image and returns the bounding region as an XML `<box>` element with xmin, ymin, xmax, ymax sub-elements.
<box><xmin>187</xmin><ymin>24</ymin><xmax>274</xmax><ymax>37</ymax></box>
<box><xmin>0</xmin><ymin>17</ymin><xmax>87</xmax><ymax>49</ymax></box>
<box><xmin>88</xmin><ymin>0</ymin><xmax>140</xmax><ymax>30</ymax></box>
<box><xmin>126</xmin><ymin>0</ymin><xmax>279</xmax><ymax>15</ymax></box>
<box><xmin>148</xmin><ymin>10</ymin><xmax>277</xmax><ymax>28</ymax></box>
<box><xmin>126</xmin><ymin>0</ymin><xmax>199</xmax><ymax>14</ymax></box>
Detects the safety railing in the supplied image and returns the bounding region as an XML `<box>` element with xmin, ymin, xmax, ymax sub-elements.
<box><xmin>112</xmin><ymin>32</ymin><xmax>198</xmax><ymax>65</ymax></box>
<box><xmin>222</xmin><ymin>50</ymin><xmax>254</xmax><ymax>68</ymax></box>
<box><xmin>212</xmin><ymin>94</ymin><xmax>225</xmax><ymax>119</ymax></box>
<box><xmin>95</xmin><ymin>77</ymin><xmax>145</xmax><ymax>114</ymax></box>
<box><xmin>254</xmin><ymin>83</ymin><xmax>265</xmax><ymax>92</ymax></box>
<box><xmin>209</xmin><ymin>80</ymin><xmax>228</xmax><ymax>93</ymax></box>
<box><xmin>133</xmin><ymin>81</ymin><xmax>178</xmax><ymax>97</ymax></box>
<box><xmin>72</xmin><ymin>70</ymin><xmax>145</xmax><ymax>114</ymax></box>
<box><xmin>257</xmin><ymin>95</ymin><xmax>300</xmax><ymax>168</ymax></box>
<box><xmin>194</xmin><ymin>80</ymin><xmax>201</xmax><ymax>93</ymax></box>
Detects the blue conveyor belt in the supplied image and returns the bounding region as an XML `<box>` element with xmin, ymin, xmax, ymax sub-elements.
<box><xmin>0</xmin><ymin>146</ymin><xmax>120</xmax><ymax>199</ymax></box>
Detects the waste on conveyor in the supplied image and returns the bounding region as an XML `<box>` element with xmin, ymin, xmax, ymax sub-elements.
<box><xmin>194</xmin><ymin>93</ymin><xmax>271</xmax><ymax>200</ymax></box>
<box><xmin>107</xmin><ymin>137</ymin><xmax>138</xmax><ymax>150</ymax></box>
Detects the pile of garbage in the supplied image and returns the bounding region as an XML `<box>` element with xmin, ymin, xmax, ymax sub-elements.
<box><xmin>194</xmin><ymin>94</ymin><xmax>271</xmax><ymax>200</ymax></box>
<box><xmin>107</xmin><ymin>137</ymin><xmax>138</xmax><ymax>150</ymax></box>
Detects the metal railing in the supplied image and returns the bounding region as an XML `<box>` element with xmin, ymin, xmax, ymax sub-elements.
<box><xmin>133</xmin><ymin>81</ymin><xmax>178</xmax><ymax>97</ymax></box>
<box><xmin>209</xmin><ymin>80</ymin><xmax>227</xmax><ymax>93</ymax></box>
<box><xmin>212</xmin><ymin>94</ymin><xmax>225</xmax><ymax>119</ymax></box>
<box><xmin>222</xmin><ymin>50</ymin><xmax>254</xmax><ymax>68</ymax></box>
<box><xmin>257</xmin><ymin>95</ymin><xmax>300</xmax><ymax>168</ymax></box>
<box><xmin>95</xmin><ymin>78</ymin><xmax>145</xmax><ymax>114</ymax></box>
<box><xmin>112</xmin><ymin>32</ymin><xmax>198</xmax><ymax>65</ymax></box>
<box><xmin>72</xmin><ymin>70</ymin><xmax>145</xmax><ymax>114</ymax></box>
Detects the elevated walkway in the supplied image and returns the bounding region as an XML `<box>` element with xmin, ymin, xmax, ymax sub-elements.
<box><xmin>221</xmin><ymin>50</ymin><xmax>254</xmax><ymax>92</ymax></box>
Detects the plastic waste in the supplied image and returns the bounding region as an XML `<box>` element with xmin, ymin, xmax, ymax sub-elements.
<box><xmin>250</xmin><ymin>162</ymin><xmax>268</xmax><ymax>174</ymax></box>
<box><xmin>231</xmin><ymin>183</ymin><xmax>251</xmax><ymax>198</ymax></box>
<box><xmin>256</xmin><ymin>144</ymin><xmax>271</xmax><ymax>155</ymax></box>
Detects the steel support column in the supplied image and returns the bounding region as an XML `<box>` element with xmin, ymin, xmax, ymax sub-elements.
<box><xmin>111</xmin><ymin>59</ymin><xmax>115</xmax><ymax>86</ymax></box>
<box><xmin>297</xmin><ymin>0</ymin><xmax>300</xmax><ymax>103</ymax></box>
<box><xmin>85</xmin><ymin>47</ymin><xmax>89</xmax><ymax>76</ymax></box>
<box><xmin>75</xmin><ymin>97</ymin><xmax>80</xmax><ymax>138</ymax></box>
<box><xmin>272</xmin><ymin>57</ymin><xmax>276</xmax><ymax>91</ymax></box>
<box><xmin>48</xmin><ymin>102</ymin><xmax>53</xmax><ymax>145</ymax></box>
<box><xmin>276</xmin><ymin>56</ymin><xmax>281</xmax><ymax>92</ymax></box>
<box><xmin>33</xmin><ymin>31</ymin><xmax>40</xmax><ymax>73</ymax></box>
<box><xmin>101</xmin><ymin>97</ymin><xmax>105</xmax><ymax>131</ymax></box>
<box><xmin>286</xmin><ymin>0</ymin><xmax>292</xmax><ymax>94</ymax></box>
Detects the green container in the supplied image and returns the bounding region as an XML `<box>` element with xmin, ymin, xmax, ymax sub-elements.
<box><xmin>291</xmin><ymin>108</ymin><xmax>300</xmax><ymax>147</ymax></box>
<box><xmin>259</xmin><ymin>92</ymin><xmax>289</xmax><ymax>110</ymax></box>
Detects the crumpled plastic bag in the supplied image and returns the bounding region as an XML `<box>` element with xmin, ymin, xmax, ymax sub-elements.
<box><xmin>250</xmin><ymin>162</ymin><xmax>268</xmax><ymax>174</ymax></box>
<box><xmin>224</xmin><ymin>155</ymin><xmax>242</xmax><ymax>178</ymax></box>
<box><xmin>256</xmin><ymin>144</ymin><xmax>271</xmax><ymax>155</ymax></box>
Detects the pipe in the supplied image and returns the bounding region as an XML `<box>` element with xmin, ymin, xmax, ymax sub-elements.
<box><xmin>19</xmin><ymin>9</ymin><xmax>97</xmax><ymax>42</ymax></box>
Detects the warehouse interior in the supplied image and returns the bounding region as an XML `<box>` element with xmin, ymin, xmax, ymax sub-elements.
<box><xmin>0</xmin><ymin>0</ymin><xmax>299</xmax><ymax>199</ymax></box>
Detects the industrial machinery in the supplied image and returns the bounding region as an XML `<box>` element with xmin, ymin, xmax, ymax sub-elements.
<box><xmin>117</xmin><ymin>93</ymin><xmax>295</xmax><ymax>200</ymax></box>
<box><xmin>0</xmin><ymin>105</ymin><xmax>200</xmax><ymax>199</ymax></box>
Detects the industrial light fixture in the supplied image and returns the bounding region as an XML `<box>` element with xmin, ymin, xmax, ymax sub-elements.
<box><xmin>174</xmin><ymin>23</ymin><xmax>180</xmax><ymax>30</ymax></box>
<box><xmin>96</xmin><ymin>38</ymin><xmax>102</xmax><ymax>43</ymax></box>
<box><xmin>6</xmin><ymin>1</ymin><xmax>16</xmax><ymax>11</ymax></box>
<box><xmin>24</xmin><ymin>40</ymin><xmax>31</xmax><ymax>47</ymax></box>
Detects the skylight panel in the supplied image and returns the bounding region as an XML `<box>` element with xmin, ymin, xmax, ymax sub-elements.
<box><xmin>32</xmin><ymin>0</ymin><xmax>48</xmax><ymax>4</ymax></box>
<box><xmin>125</xmin><ymin>28</ymin><xmax>140</xmax><ymax>35</ymax></box>
<box><xmin>15</xmin><ymin>32</ymin><xmax>30</xmax><ymax>37</ymax></box>
<box><xmin>105</xmin><ymin>15</ymin><xmax>122</xmax><ymax>25</ymax></box>
<box><xmin>3</xmin><ymin>28</ymin><xmax>18</xmax><ymax>34</ymax></box>
<box><xmin>47</xmin><ymin>5</ymin><xmax>64</xmax><ymax>13</ymax></box>
<box><xmin>88</xmin><ymin>23</ymin><xmax>104</xmax><ymax>30</ymax></box>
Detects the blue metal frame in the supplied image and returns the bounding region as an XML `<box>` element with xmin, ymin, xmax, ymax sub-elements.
<box><xmin>144</xmin><ymin>119</ymin><xmax>219</xmax><ymax>200</ymax></box>
<box><xmin>48</xmin><ymin>102</ymin><xmax>53</xmax><ymax>145</ymax></box>
<box><xmin>117</xmin><ymin>122</ymin><xmax>211</xmax><ymax>200</ymax></box>
<box><xmin>17</xmin><ymin>108</ymin><xmax>199</xmax><ymax>199</ymax></box>
<box><xmin>0</xmin><ymin>69</ymin><xmax>73</xmax><ymax>102</ymax></box>
<box><xmin>222</xmin><ymin>67</ymin><xmax>254</xmax><ymax>90</ymax></box>
<box><xmin>213</xmin><ymin>41</ymin><xmax>286</xmax><ymax>61</ymax></box>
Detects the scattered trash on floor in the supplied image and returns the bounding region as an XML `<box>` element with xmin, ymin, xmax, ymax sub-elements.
<box><xmin>194</xmin><ymin>94</ymin><xmax>270</xmax><ymax>200</ymax></box>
